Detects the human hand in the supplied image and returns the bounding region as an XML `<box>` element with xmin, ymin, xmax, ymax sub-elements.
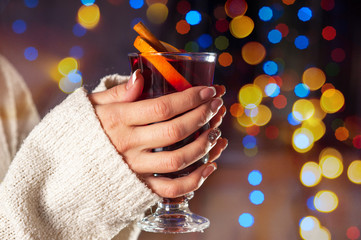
<box><xmin>88</xmin><ymin>70</ymin><xmax>227</xmax><ymax>198</ymax></box>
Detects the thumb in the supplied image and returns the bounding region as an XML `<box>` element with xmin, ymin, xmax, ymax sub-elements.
<box><xmin>89</xmin><ymin>69</ymin><xmax>144</xmax><ymax>105</ymax></box>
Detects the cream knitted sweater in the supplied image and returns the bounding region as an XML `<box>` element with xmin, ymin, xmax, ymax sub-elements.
<box><xmin>0</xmin><ymin>55</ymin><xmax>160</xmax><ymax>239</ymax></box>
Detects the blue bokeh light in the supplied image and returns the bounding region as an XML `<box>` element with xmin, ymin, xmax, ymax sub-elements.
<box><xmin>69</xmin><ymin>46</ymin><xmax>84</xmax><ymax>59</ymax></box>
<box><xmin>73</xmin><ymin>24</ymin><xmax>87</xmax><ymax>37</ymax></box>
<box><xmin>248</xmin><ymin>170</ymin><xmax>262</xmax><ymax>186</ymax></box>
<box><xmin>129</xmin><ymin>0</ymin><xmax>144</xmax><ymax>9</ymax></box>
<box><xmin>287</xmin><ymin>112</ymin><xmax>301</xmax><ymax>126</ymax></box>
<box><xmin>263</xmin><ymin>61</ymin><xmax>278</xmax><ymax>75</ymax></box>
<box><xmin>12</xmin><ymin>20</ymin><xmax>27</xmax><ymax>34</ymax></box>
<box><xmin>307</xmin><ymin>196</ymin><xmax>316</xmax><ymax>211</ymax></box>
<box><xmin>186</xmin><ymin>10</ymin><xmax>202</xmax><ymax>25</ymax></box>
<box><xmin>24</xmin><ymin>47</ymin><xmax>38</xmax><ymax>61</ymax></box>
<box><xmin>265</xmin><ymin>83</ymin><xmax>280</xmax><ymax>97</ymax></box>
<box><xmin>67</xmin><ymin>72</ymin><xmax>82</xmax><ymax>83</ymax></box>
<box><xmin>243</xmin><ymin>135</ymin><xmax>257</xmax><ymax>149</ymax></box>
<box><xmin>295</xmin><ymin>35</ymin><xmax>309</xmax><ymax>50</ymax></box>
<box><xmin>298</xmin><ymin>7</ymin><xmax>312</xmax><ymax>22</ymax></box>
<box><xmin>249</xmin><ymin>190</ymin><xmax>265</xmax><ymax>205</ymax></box>
<box><xmin>268</xmin><ymin>29</ymin><xmax>282</xmax><ymax>44</ymax></box>
<box><xmin>294</xmin><ymin>83</ymin><xmax>310</xmax><ymax>98</ymax></box>
<box><xmin>299</xmin><ymin>217</ymin><xmax>315</xmax><ymax>231</ymax></box>
<box><xmin>197</xmin><ymin>34</ymin><xmax>213</xmax><ymax>49</ymax></box>
<box><xmin>259</xmin><ymin>6</ymin><xmax>273</xmax><ymax>21</ymax></box>
<box><xmin>24</xmin><ymin>0</ymin><xmax>39</xmax><ymax>8</ymax></box>
<box><xmin>81</xmin><ymin>0</ymin><xmax>95</xmax><ymax>6</ymax></box>
<box><xmin>238</xmin><ymin>213</ymin><xmax>254</xmax><ymax>228</ymax></box>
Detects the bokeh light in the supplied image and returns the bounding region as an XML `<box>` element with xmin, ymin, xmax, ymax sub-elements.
<box><xmin>300</xmin><ymin>161</ymin><xmax>322</xmax><ymax>187</ymax></box>
<box><xmin>58</xmin><ymin>57</ymin><xmax>78</xmax><ymax>76</ymax></box>
<box><xmin>314</xmin><ymin>190</ymin><xmax>338</xmax><ymax>213</ymax></box>
<box><xmin>265</xmin><ymin>83</ymin><xmax>280</xmax><ymax>97</ymax></box>
<box><xmin>299</xmin><ymin>216</ymin><xmax>321</xmax><ymax>239</ymax></box>
<box><xmin>215</xmin><ymin>36</ymin><xmax>229</xmax><ymax>50</ymax></box>
<box><xmin>275</xmin><ymin>23</ymin><xmax>289</xmax><ymax>37</ymax></box>
<box><xmin>259</xmin><ymin>6</ymin><xmax>273</xmax><ymax>21</ymax></box>
<box><xmin>24</xmin><ymin>47</ymin><xmax>38</xmax><ymax>61</ymax></box>
<box><xmin>177</xmin><ymin>0</ymin><xmax>190</xmax><ymax>14</ymax></box>
<box><xmin>176</xmin><ymin>20</ymin><xmax>190</xmax><ymax>35</ymax></box>
<box><xmin>322</xmin><ymin>26</ymin><xmax>336</xmax><ymax>40</ymax></box>
<box><xmin>12</xmin><ymin>20</ymin><xmax>27</xmax><ymax>34</ymax></box>
<box><xmin>197</xmin><ymin>34</ymin><xmax>213</xmax><ymax>49</ymax></box>
<box><xmin>218</xmin><ymin>52</ymin><xmax>233</xmax><ymax>67</ymax></box>
<box><xmin>288</xmin><ymin>112</ymin><xmax>302</xmax><ymax>126</ymax></box>
<box><xmin>243</xmin><ymin>135</ymin><xmax>257</xmax><ymax>149</ymax></box>
<box><xmin>298</xmin><ymin>7</ymin><xmax>312</xmax><ymax>22</ymax></box>
<box><xmin>273</xmin><ymin>95</ymin><xmax>287</xmax><ymax>109</ymax></box>
<box><xmin>146</xmin><ymin>3</ymin><xmax>168</xmax><ymax>24</ymax></box>
<box><xmin>321</xmin><ymin>0</ymin><xmax>335</xmax><ymax>11</ymax></box>
<box><xmin>73</xmin><ymin>23</ymin><xmax>87</xmax><ymax>37</ymax></box>
<box><xmin>225</xmin><ymin>0</ymin><xmax>248</xmax><ymax>18</ymax></box>
<box><xmin>215</xmin><ymin>19</ymin><xmax>229</xmax><ymax>33</ymax></box>
<box><xmin>353</xmin><ymin>135</ymin><xmax>361</xmax><ymax>149</ymax></box>
<box><xmin>292</xmin><ymin>127</ymin><xmax>314</xmax><ymax>153</ymax></box>
<box><xmin>248</xmin><ymin>170</ymin><xmax>262</xmax><ymax>186</ymax></box>
<box><xmin>347</xmin><ymin>160</ymin><xmax>361</xmax><ymax>184</ymax></box>
<box><xmin>230</xmin><ymin>103</ymin><xmax>244</xmax><ymax>117</ymax></box>
<box><xmin>241</xmin><ymin>42</ymin><xmax>266</xmax><ymax>65</ymax></box>
<box><xmin>294</xmin><ymin>83</ymin><xmax>310</xmax><ymax>98</ymax></box>
<box><xmin>295</xmin><ymin>35</ymin><xmax>309</xmax><ymax>50</ymax></box>
<box><xmin>249</xmin><ymin>190</ymin><xmax>264</xmax><ymax>205</ymax></box>
<box><xmin>346</xmin><ymin>226</ymin><xmax>360</xmax><ymax>240</ymax></box>
<box><xmin>265</xmin><ymin>125</ymin><xmax>279</xmax><ymax>139</ymax></box>
<box><xmin>293</xmin><ymin>99</ymin><xmax>315</xmax><ymax>121</ymax></box>
<box><xmin>69</xmin><ymin>46</ymin><xmax>84</xmax><ymax>59</ymax></box>
<box><xmin>230</xmin><ymin>15</ymin><xmax>254</xmax><ymax>39</ymax></box>
<box><xmin>239</xmin><ymin>84</ymin><xmax>263</xmax><ymax>109</ymax></box>
<box><xmin>24</xmin><ymin>0</ymin><xmax>39</xmax><ymax>8</ymax></box>
<box><xmin>268</xmin><ymin>29</ymin><xmax>282</xmax><ymax>44</ymax></box>
<box><xmin>146</xmin><ymin>0</ymin><xmax>167</xmax><ymax>5</ymax></box>
<box><xmin>302</xmin><ymin>67</ymin><xmax>326</xmax><ymax>91</ymax></box>
<box><xmin>238</xmin><ymin>213</ymin><xmax>254</xmax><ymax>228</ymax></box>
<box><xmin>282</xmin><ymin>0</ymin><xmax>295</xmax><ymax>5</ymax></box>
<box><xmin>335</xmin><ymin>126</ymin><xmax>349</xmax><ymax>141</ymax></box>
<box><xmin>129</xmin><ymin>0</ymin><xmax>144</xmax><ymax>9</ymax></box>
<box><xmin>81</xmin><ymin>0</ymin><xmax>96</xmax><ymax>6</ymax></box>
<box><xmin>184</xmin><ymin>41</ymin><xmax>199</xmax><ymax>52</ymax></box>
<box><xmin>331</xmin><ymin>48</ymin><xmax>346</xmax><ymax>62</ymax></box>
<box><xmin>263</xmin><ymin>61</ymin><xmax>278</xmax><ymax>75</ymax></box>
<box><xmin>320</xmin><ymin>89</ymin><xmax>345</xmax><ymax>113</ymax></box>
<box><xmin>302</xmin><ymin>117</ymin><xmax>326</xmax><ymax>141</ymax></box>
<box><xmin>77</xmin><ymin>4</ymin><xmax>100</xmax><ymax>29</ymax></box>
<box><xmin>185</xmin><ymin>10</ymin><xmax>202</xmax><ymax>25</ymax></box>
<box><xmin>319</xmin><ymin>155</ymin><xmax>343</xmax><ymax>179</ymax></box>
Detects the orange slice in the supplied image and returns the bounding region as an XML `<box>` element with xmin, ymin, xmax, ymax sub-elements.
<box><xmin>134</xmin><ymin>36</ymin><xmax>192</xmax><ymax>91</ymax></box>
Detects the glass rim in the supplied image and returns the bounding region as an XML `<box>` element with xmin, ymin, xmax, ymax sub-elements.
<box><xmin>128</xmin><ymin>52</ymin><xmax>217</xmax><ymax>57</ymax></box>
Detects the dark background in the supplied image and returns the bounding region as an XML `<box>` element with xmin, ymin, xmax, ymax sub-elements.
<box><xmin>1</xmin><ymin>0</ymin><xmax>360</xmax><ymax>239</ymax></box>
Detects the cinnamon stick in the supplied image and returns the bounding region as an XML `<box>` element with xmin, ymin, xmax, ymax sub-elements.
<box><xmin>133</xmin><ymin>22</ymin><xmax>167</xmax><ymax>52</ymax></box>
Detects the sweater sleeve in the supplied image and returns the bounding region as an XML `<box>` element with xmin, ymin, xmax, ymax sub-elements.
<box><xmin>0</xmin><ymin>86</ymin><xmax>160</xmax><ymax>239</ymax></box>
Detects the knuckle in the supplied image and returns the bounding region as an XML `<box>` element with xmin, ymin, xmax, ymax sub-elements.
<box><xmin>165</xmin><ymin>153</ymin><xmax>185</xmax><ymax>172</ymax></box>
<box><xmin>108</xmin><ymin>85</ymin><xmax>122</xmax><ymax>100</ymax></box>
<box><xmin>164</xmin><ymin>122</ymin><xmax>183</xmax><ymax>141</ymax></box>
<box><xmin>153</xmin><ymin>99</ymin><xmax>171</xmax><ymax>120</ymax></box>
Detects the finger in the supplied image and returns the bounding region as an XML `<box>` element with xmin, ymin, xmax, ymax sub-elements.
<box><xmin>89</xmin><ymin>69</ymin><xmax>144</xmax><ymax>105</ymax></box>
<box><xmin>118</xmin><ymin>86</ymin><xmax>217</xmax><ymax>125</ymax></box>
<box><xmin>144</xmin><ymin>162</ymin><xmax>217</xmax><ymax>198</ymax></box>
<box><xmin>136</xmin><ymin>98</ymin><xmax>223</xmax><ymax>148</ymax></box>
<box><xmin>130</xmin><ymin>128</ymin><xmax>221</xmax><ymax>174</ymax></box>
<box><xmin>209</xmin><ymin>105</ymin><xmax>226</xmax><ymax>129</ymax></box>
<box><xmin>214</xmin><ymin>84</ymin><xmax>226</xmax><ymax>98</ymax></box>
<box><xmin>208</xmin><ymin>137</ymin><xmax>228</xmax><ymax>162</ymax></box>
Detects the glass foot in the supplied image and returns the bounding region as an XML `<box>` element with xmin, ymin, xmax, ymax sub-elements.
<box><xmin>138</xmin><ymin>193</ymin><xmax>210</xmax><ymax>233</ymax></box>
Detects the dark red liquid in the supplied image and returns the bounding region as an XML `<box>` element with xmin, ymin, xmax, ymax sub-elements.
<box><xmin>129</xmin><ymin>53</ymin><xmax>215</xmax><ymax>182</ymax></box>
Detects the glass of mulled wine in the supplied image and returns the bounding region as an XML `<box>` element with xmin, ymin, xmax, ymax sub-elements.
<box><xmin>128</xmin><ymin>52</ymin><xmax>217</xmax><ymax>233</ymax></box>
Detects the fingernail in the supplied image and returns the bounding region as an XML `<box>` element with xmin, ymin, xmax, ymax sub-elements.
<box><xmin>202</xmin><ymin>163</ymin><xmax>217</xmax><ymax>178</ymax></box>
<box><xmin>199</xmin><ymin>87</ymin><xmax>216</xmax><ymax>100</ymax></box>
<box><xmin>211</xmin><ymin>97</ymin><xmax>223</xmax><ymax>112</ymax></box>
<box><xmin>208</xmin><ymin>128</ymin><xmax>221</xmax><ymax>144</ymax></box>
<box><xmin>126</xmin><ymin>69</ymin><xmax>139</xmax><ymax>90</ymax></box>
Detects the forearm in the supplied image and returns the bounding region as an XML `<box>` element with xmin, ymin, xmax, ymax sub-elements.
<box><xmin>0</xmin><ymin>86</ymin><xmax>159</xmax><ymax>239</ymax></box>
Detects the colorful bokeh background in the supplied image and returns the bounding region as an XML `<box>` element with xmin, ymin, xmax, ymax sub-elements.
<box><xmin>1</xmin><ymin>0</ymin><xmax>361</xmax><ymax>239</ymax></box>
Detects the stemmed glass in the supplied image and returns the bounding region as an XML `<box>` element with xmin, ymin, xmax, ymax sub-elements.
<box><xmin>128</xmin><ymin>52</ymin><xmax>216</xmax><ymax>233</ymax></box>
